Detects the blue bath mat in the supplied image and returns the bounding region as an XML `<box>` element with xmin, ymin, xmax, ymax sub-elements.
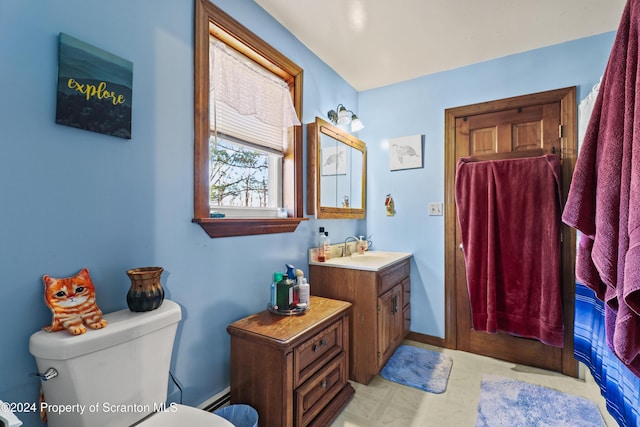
<box><xmin>380</xmin><ymin>345</ymin><xmax>453</xmax><ymax>393</ymax></box>
<box><xmin>475</xmin><ymin>375</ymin><xmax>605</xmax><ymax>427</ymax></box>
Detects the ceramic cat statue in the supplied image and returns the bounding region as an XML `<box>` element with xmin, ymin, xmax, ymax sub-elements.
<box><xmin>42</xmin><ymin>268</ymin><xmax>108</xmax><ymax>335</ymax></box>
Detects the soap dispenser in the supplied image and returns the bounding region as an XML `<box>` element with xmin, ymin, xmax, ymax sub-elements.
<box><xmin>357</xmin><ymin>236</ymin><xmax>368</xmax><ymax>254</ymax></box>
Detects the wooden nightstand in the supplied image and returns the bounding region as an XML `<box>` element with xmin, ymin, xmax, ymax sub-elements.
<box><xmin>227</xmin><ymin>296</ymin><xmax>354</xmax><ymax>427</ymax></box>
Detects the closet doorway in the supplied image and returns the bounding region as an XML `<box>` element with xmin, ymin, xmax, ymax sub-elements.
<box><xmin>444</xmin><ymin>87</ymin><xmax>578</xmax><ymax>377</ymax></box>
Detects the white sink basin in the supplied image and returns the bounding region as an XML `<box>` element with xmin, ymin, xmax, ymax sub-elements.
<box><xmin>309</xmin><ymin>251</ymin><xmax>412</xmax><ymax>271</ymax></box>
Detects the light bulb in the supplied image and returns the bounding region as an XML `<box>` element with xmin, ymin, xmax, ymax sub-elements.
<box><xmin>351</xmin><ymin>116</ymin><xmax>364</xmax><ymax>132</ymax></box>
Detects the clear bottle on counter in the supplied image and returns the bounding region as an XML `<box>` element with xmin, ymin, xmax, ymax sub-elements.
<box><xmin>324</xmin><ymin>232</ymin><xmax>331</xmax><ymax>260</ymax></box>
<box><xmin>318</xmin><ymin>227</ymin><xmax>326</xmax><ymax>262</ymax></box>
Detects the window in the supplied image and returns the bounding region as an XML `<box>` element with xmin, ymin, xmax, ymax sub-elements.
<box><xmin>209</xmin><ymin>137</ymin><xmax>282</xmax><ymax>215</ymax></box>
<box><xmin>193</xmin><ymin>0</ymin><xmax>306</xmax><ymax>237</ymax></box>
<box><xmin>208</xmin><ymin>38</ymin><xmax>298</xmax><ymax>217</ymax></box>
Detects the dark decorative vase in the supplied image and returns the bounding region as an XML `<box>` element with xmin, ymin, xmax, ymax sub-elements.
<box><xmin>126</xmin><ymin>267</ymin><xmax>165</xmax><ymax>312</ymax></box>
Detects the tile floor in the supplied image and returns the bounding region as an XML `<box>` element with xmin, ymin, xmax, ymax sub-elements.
<box><xmin>330</xmin><ymin>340</ymin><xmax>617</xmax><ymax>427</ymax></box>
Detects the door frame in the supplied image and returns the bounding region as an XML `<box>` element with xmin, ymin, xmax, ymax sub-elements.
<box><xmin>443</xmin><ymin>87</ymin><xmax>578</xmax><ymax>376</ymax></box>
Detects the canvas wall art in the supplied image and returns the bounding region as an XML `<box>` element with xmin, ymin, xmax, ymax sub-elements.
<box><xmin>55</xmin><ymin>33</ymin><xmax>133</xmax><ymax>139</ymax></box>
<box><xmin>389</xmin><ymin>134</ymin><xmax>423</xmax><ymax>171</ymax></box>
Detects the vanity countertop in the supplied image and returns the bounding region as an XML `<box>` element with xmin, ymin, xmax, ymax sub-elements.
<box><xmin>309</xmin><ymin>251</ymin><xmax>412</xmax><ymax>271</ymax></box>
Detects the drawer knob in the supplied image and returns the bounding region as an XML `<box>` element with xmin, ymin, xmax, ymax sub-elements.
<box><xmin>321</xmin><ymin>379</ymin><xmax>328</xmax><ymax>389</ymax></box>
<box><xmin>312</xmin><ymin>339</ymin><xmax>327</xmax><ymax>352</ymax></box>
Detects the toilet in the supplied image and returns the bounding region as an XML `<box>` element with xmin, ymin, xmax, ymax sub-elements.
<box><xmin>29</xmin><ymin>300</ymin><xmax>233</xmax><ymax>427</ymax></box>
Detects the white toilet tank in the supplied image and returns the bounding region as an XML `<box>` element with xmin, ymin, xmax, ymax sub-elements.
<box><xmin>29</xmin><ymin>299</ymin><xmax>182</xmax><ymax>427</ymax></box>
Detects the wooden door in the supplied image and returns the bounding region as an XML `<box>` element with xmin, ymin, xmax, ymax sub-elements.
<box><xmin>444</xmin><ymin>87</ymin><xmax>578</xmax><ymax>376</ymax></box>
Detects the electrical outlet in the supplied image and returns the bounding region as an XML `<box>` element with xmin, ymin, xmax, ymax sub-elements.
<box><xmin>428</xmin><ymin>202</ymin><xmax>443</xmax><ymax>216</ymax></box>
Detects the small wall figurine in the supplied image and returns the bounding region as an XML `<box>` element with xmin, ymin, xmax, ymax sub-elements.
<box><xmin>42</xmin><ymin>268</ymin><xmax>108</xmax><ymax>335</ymax></box>
<box><xmin>385</xmin><ymin>194</ymin><xmax>395</xmax><ymax>216</ymax></box>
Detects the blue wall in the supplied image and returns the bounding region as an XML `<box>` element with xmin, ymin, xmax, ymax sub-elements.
<box><xmin>0</xmin><ymin>1</ymin><xmax>361</xmax><ymax>425</ymax></box>
<box><xmin>359</xmin><ymin>33</ymin><xmax>616</xmax><ymax>338</ymax></box>
<box><xmin>0</xmin><ymin>0</ymin><xmax>615</xmax><ymax>425</ymax></box>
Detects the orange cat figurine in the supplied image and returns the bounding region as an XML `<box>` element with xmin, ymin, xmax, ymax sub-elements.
<box><xmin>42</xmin><ymin>268</ymin><xmax>108</xmax><ymax>335</ymax></box>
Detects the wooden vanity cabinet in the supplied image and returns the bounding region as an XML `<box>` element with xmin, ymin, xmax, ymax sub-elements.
<box><xmin>227</xmin><ymin>296</ymin><xmax>354</xmax><ymax>427</ymax></box>
<box><xmin>309</xmin><ymin>259</ymin><xmax>410</xmax><ymax>385</ymax></box>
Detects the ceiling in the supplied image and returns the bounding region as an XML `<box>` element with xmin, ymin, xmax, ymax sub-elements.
<box><xmin>255</xmin><ymin>0</ymin><xmax>626</xmax><ymax>91</ymax></box>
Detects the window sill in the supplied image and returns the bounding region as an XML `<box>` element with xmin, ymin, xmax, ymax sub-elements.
<box><xmin>193</xmin><ymin>217</ymin><xmax>308</xmax><ymax>238</ymax></box>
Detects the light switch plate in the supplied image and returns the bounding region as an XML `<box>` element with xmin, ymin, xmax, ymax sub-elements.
<box><xmin>428</xmin><ymin>202</ymin><xmax>443</xmax><ymax>216</ymax></box>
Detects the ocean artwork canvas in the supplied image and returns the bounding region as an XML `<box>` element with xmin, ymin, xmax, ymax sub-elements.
<box><xmin>55</xmin><ymin>33</ymin><xmax>133</xmax><ymax>139</ymax></box>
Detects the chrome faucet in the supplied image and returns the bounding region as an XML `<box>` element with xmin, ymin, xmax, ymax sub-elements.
<box><xmin>343</xmin><ymin>236</ymin><xmax>358</xmax><ymax>257</ymax></box>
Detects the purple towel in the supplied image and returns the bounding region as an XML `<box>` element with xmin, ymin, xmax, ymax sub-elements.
<box><xmin>562</xmin><ymin>0</ymin><xmax>640</xmax><ymax>377</ymax></box>
<box><xmin>456</xmin><ymin>155</ymin><xmax>564</xmax><ymax>348</ymax></box>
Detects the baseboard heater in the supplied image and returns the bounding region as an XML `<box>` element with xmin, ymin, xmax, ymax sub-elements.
<box><xmin>200</xmin><ymin>387</ymin><xmax>231</xmax><ymax>413</ymax></box>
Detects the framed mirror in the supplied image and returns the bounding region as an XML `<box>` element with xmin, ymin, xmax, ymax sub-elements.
<box><xmin>307</xmin><ymin>117</ymin><xmax>366</xmax><ymax>219</ymax></box>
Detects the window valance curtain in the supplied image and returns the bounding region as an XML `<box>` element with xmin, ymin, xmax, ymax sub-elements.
<box><xmin>209</xmin><ymin>39</ymin><xmax>300</xmax><ymax>152</ymax></box>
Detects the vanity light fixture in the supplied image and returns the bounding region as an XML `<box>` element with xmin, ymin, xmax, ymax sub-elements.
<box><xmin>327</xmin><ymin>104</ymin><xmax>365</xmax><ymax>132</ymax></box>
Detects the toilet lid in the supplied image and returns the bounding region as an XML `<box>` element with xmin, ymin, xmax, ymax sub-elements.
<box><xmin>136</xmin><ymin>404</ymin><xmax>234</xmax><ymax>427</ymax></box>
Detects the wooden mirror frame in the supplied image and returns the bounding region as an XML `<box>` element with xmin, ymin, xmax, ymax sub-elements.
<box><xmin>307</xmin><ymin>117</ymin><xmax>367</xmax><ymax>219</ymax></box>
